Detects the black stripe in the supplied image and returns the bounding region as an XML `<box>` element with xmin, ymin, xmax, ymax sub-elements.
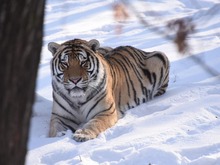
<box><xmin>163</xmin><ymin>69</ymin><xmax>169</xmax><ymax>82</ymax></box>
<box><xmin>119</xmin><ymin>52</ymin><xmax>143</xmax><ymax>79</ymax></box>
<box><xmin>142</xmin><ymin>69</ymin><xmax>153</xmax><ymax>84</ymax></box>
<box><xmin>63</xmin><ymin>49</ymin><xmax>72</xmax><ymax>54</ymax></box>
<box><xmin>92</xmin><ymin>103</ymin><xmax>115</xmax><ymax>118</ymax></box>
<box><xmin>109</xmin><ymin>66</ymin><xmax>116</xmax><ymax>90</ymax></box>
<box><xmin>52</xmin><ymin>82</ymin><xmax>79</xmax><ymax>110</ymax></box>
<box><xmin>152</xmin><ymin>52</ymin><xmax>167</xmax><ymax>66</ymax></box>
<box><xmin>158</xmin><ymin>67</ymin><xmax>164</xmax><ymax>87</ymax></box>
<box><xmin>51</xmin><ymin>59</ymin><xmax>55</xmax><ymax>75</ymax></box>
<box><xmin>147</xmin><ymin>89</ymin><xmax>153</xmax><ymax>100</ymax></box>
<box><xmin>122</xmin><ymin>46</ymin><xmax>140</xmax><ymax>65</ymax></box>
<box><xmin>53</xmin><ymin>113</ymin><xmax>76</xmax><ymax>132</ymax></box>
<box><xmin>114</xmin><ymin>56</ymin><xmax>137</xmax><ymax>101</ymax></box>
<box><xmin>127</xmin><ymin>103</ymin><xmax>131</xmax><ymax>109</ymax></box>
<box><xmin>119</xmin><ymin>109</ymin><xmax>125</xmax><ymax>117</ymax></box>
<box><xmin>118</xmin><ymin>89</ymin><xmax>121</xmax><ymax>112</ymax></box>
<box><xmin>101</xmin><ymin>103</ymin><xmax>115</xmax><ymax>113</ymax></box>
<box><xmin>152</xmin><ymin>73</ymin><xmax>157</xmax><ymax>92</ymax></box>
<box><xmin>86</xmin><ymin>92</ymin><xmax>107</xmax><ymax>119</ymax></box>
<box><xmin>82</xmin><ymin>71</ymin><xmax>107</xmax><ymax>104</ymax></box>
<box><xmin>118</xmin><ymin>48</ymin><xmax>147</xmax><ymax>98</ymax></box>
<box><xmin>110</xmin><ymin>57</ymin><xmax>131</xmax><ymax>97</ymax></box>
<box><xmin>53</xmin><ymin>93</ymin><xmax>77</xmax><ymax>118</ymax></box>
<box><xmin>52</xmin><ymin>112</ymin><xmax>78</xmax><ymax>126</ymax></box>
<box><xmin>116</xmin><ymin>54</ymin><xmax>140</xmax><ymax>102</ymax></box>
<box><xmin>88</xmin><ymin>56</ymin><xmax>99</xmax><ymax>78</ymax></box>
<box><xmin>161</xmin><ymin>83</ymin><xmax>168</xmax><ymax>88</ymax></box>
<box><xmin>57</xmin><ymin>91</ymin><xmax>79</xmax><ymax>110</ymax></box>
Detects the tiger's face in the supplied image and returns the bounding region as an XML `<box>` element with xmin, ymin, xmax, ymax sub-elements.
<box><xmin>48</xmin><ymin>39</ymin><xmax>102</xmax><ymax>98</ymax></box>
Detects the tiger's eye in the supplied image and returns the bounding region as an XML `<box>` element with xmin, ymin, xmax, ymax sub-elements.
<box><xmin>59</xmin><ymin>62</ymin><xmax>68</xmax><ymax>71</ymax></box>
<box><xmin>62</xmin><ymin>54</ymin><xmax>68</xmax><ymax>62</ymax></box>
<box><xmin>81</xmin><ymin>61</ymin><xmax>89</xmax><ymax>68</ymax></box>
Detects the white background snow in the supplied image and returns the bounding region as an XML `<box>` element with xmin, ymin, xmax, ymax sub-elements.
<box><xmin>26</xmin><ymin>0</ymin><xmax>220</xmax><ymax>164</ymax></box>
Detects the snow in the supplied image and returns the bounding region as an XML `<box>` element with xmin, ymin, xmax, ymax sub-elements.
<box><xmin>26</xmin><ymin>0</ymin><xmax>220</xmax><ymax>164</ymax></box>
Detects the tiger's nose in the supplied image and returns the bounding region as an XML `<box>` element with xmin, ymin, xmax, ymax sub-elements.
<box><xmin>69</xmin><ymin>77</ymin><xmax>81</xmax><ymax>84</ymax></box>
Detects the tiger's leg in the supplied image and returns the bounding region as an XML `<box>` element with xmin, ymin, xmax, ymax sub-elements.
<box><xmin>49</xmin><ymin>113</ymin><xmax>78</xmax><ymax>137</ymax></box>
<box><xmin>49</xmin><ymin>115</ymin><xmax>68</xmax><ymax>137</ymax></box>
<box><xmin>155</xmin><ymin>67</ymin><xmax>169</xmax><ymax>97</ymax></box>
<box><xmin>73</xmin><ymin>107</ymin><xmax>118</xmax><ymax>142</ymax></box>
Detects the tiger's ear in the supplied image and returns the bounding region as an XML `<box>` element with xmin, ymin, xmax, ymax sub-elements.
<box><xmin>48</xmin><ymin>42</ymin><xmax>60</xmax><ymax>55</ymax></box>
<box><xmin>88</xmin><ymin>39</ymin><xmax>100</xmax><ymax>51</ymax></box>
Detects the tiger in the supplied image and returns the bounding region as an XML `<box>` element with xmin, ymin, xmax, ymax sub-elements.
<box><xmin>48</xmin><ymin>38</ymin><xmax>170</xmax><ymax>142</ymax></box>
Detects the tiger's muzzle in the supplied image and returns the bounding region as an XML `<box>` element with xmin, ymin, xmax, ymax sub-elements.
<box><xmin>63</xmin><ymin>77</ymin><xmax>88</xmax><ymax>98</ymax></box>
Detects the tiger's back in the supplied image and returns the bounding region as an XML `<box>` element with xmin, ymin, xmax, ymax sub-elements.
<box><xmin>106</xmin><ymin>46</ymin><xmax>169</xmax><ymax>116</ymax></box>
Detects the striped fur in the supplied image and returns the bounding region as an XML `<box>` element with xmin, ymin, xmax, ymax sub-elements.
<box><xmin>48</xmin><ymin>39</ymin><xmax>169</xmax><ymax>142</ymax></box>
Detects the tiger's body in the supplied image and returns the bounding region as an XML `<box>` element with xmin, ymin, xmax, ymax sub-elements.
<box><xmin>48</xmin><ymin>39</ymin><xmax>169</xmax><ymax>142</ymax></box>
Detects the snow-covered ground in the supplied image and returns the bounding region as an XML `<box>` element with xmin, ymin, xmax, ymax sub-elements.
<box><xmin>26</xmin><ymin>0</ymin><xmax>220</xmax><ymax>164</ymax></box>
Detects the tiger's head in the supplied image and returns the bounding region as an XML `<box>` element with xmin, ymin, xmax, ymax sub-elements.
<box><xmin>48</xmin><ymin>39</ymin><xmax>105</xmax><ymax>98</ymax></box>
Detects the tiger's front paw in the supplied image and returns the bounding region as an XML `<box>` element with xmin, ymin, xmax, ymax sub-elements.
<box><xmin>73</xmin><ymin>129</ymin><xmax>96</xmax><ymax>142</ymax></box>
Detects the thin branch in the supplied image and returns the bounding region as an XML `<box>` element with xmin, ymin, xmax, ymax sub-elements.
<box><xmin>117</xmin><ymin>0</ymin><xmax>220</xmax><ymax>77</ymax></box>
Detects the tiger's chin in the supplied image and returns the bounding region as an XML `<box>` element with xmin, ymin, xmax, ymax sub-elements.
<box><xmin>67</xmin><ymin>87</ymin><xmax>86</xmax><ymax>98</ymax></box>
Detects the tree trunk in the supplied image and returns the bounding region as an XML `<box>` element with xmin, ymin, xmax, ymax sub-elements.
<box><xmin>0</xmin><ymin>1</ymin><xmax>45</xmax><ymax>165</ymax></box>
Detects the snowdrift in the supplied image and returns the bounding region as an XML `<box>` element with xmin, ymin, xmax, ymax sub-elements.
<box><xmin>26</xmin><ymin>0</ymin><xmax>220</xmax><ymax>164</ymax></box>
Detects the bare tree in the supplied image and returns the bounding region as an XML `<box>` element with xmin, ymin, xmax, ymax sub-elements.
<box><xmin>0</xmin><ymin>1</ymin><xmax>45</xmax><ymax>165</ymax></box>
